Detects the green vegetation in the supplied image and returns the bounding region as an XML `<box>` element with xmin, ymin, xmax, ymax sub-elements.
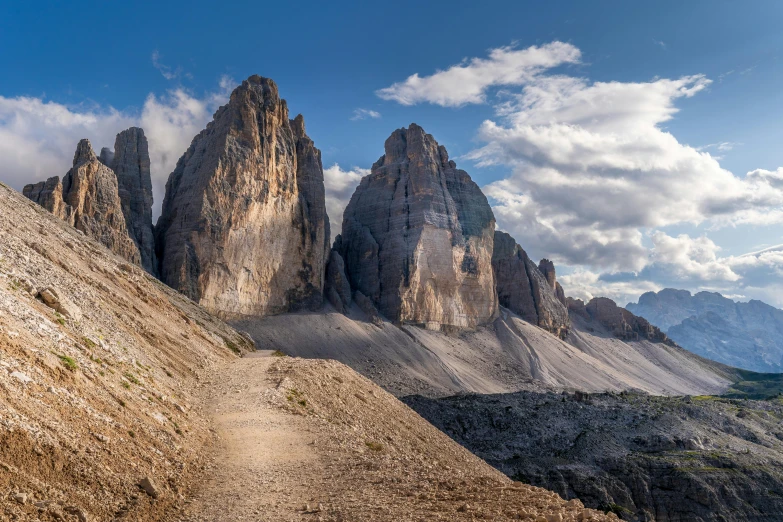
<box><xmin>128</xmin><ymin>430</ymin><xmax>135</xmax><ymax>438</ymax></box>
<box><xmin>365</xmin><ymin>441</ymin><xmax>384</xmax><ymax>452</ymax></box>
<box><xmin>223</xmin><ymin>337</ymin><xmax>241</xmax><ymax>354</ymax></box>
<box><xmin>602</xmin><ymin>503</ymin><xmax>632</xmax><ymax>517</ymax></box>
<box><xmin>272</xmin><ymin>349</ymin><xmax>287</xmax><ymax>357</ymax></box>
<box><xmin>124</xmin><ymin>372</ymin><xmax>141</xmax><ymax>385</ymax></box>
<box><xmin>81</xmin><ymin>337</ymin><xmax>96</xmax><ymax>349</ymax></box>
<box><xmin>57</xmin><ymin>354</ymin><xmax>78</xmax><ymax>371</ymax></box>
<box><xmin>724</xmin><ymin>370</ymin><xmax>783</xmax><ymax>400</ymax></box>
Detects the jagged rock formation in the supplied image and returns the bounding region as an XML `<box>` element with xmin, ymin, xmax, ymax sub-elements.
<box><xmin>155</xmin><ymin>75</ymin><xmax>330</xmax><ymax>319</ymax></box>
<box><xmin>110</xmin><ymin>127</ymin><xmax>157</xmax><ymax>275</ymax></box>
<box><xmin>22</xmin><ymin>139</ymin><xmax>140</xmax><ymax>264</ymax></box>
<box><xmin>492</xmin><ymin>231</ymin><xmax>569</xmax><ymax>338</ymax></box>
<box><xmin>628</xmin><ymin>289</ymin><xmax>783</xmax><ymax>372</ymax></box>
<box><xmin>325</xmin><ymin>244</ymin><xmax>352</xmax><ymax>314</ymax></box>
<box><xmin>569</xmin><ymin>296</ymin><xmax>671</xmax><ymax>344</ymax></box>
<box><xmin>339</xmin><ymin>124</ymin><xmax>497</xmax><ymax>330</ymax></box>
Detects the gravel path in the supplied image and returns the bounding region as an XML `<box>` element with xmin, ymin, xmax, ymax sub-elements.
<box><xmin>180</xmin><ymin>353</ymin><xmax>322</xmax><ymax>522</ymax></box>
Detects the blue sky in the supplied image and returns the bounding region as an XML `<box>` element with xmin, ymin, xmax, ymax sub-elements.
<box><xmin>3</xmin><ymin>0</ymin><xmax>783</xmax><ymax>306</ymax></box>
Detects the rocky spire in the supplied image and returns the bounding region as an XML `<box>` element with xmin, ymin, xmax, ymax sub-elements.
<box><xmin>110</xmin><ymin>127</ymin><xmax>157</xmax><ymax>275</ymax></box>
<box><xmin>339</xmin><ymin>124</ymin><xmax>498</xmax><ymax>330</ymax></box>
<box><xmin>98</xmin><ymin>147</ymin><xmax>114</xmax><ymax>167</ymax></box>
<box><xmin>24</xmin><ymin>139</ymin><xmax>140</xmax><ymax>264</ymax></box>
<box><xmin>155</xmin><ymin>75</ymin><xmax>330</xmax><ymax>318</ymax></box>
<box><xmin>492</xmin><ymin>231</ymin><xmax>570</xmax><ymax>339</ymax></box>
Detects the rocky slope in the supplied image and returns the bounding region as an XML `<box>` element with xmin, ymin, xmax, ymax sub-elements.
<box><xmin>1</xmin><ymin>182</ymin><xmax>616</xmax><ymax>522</ymax></box>
<box><xmin>155</xmin><ymin>75</ymin><xmax>330</xmax><ymax>319</ymax></box>
<box><xmin>110</xmin><ymin>127</ymin><xmax>157</xmax><ymax>275</ymax></box>
<box><xmin>234</xmin><ymin>303</ymin><xmax>733</xmax><ymax>399</ymax></box>
<box><xmin>0</xmin><ymin>181</ymin><xmax>252</xmax><ymax>521</ymax></box>
<box><xmin>627</xmin><ymin>289</ymin><xmax>783</xmax><ymax>372</ymax></box>
<box><xmin>493</xmin><ymin>231</ymin><xmax>570</xmax><ymax>338</ymax></box>
<box><xmin>405</xmin><ymin>390</ymin><xmax>783</xmax><ymax>522</ymax></box>
<box><xmin>23</xmin><ymin>139</ymin><xmax>141</xmax><ymax>265</ymax></box>
<box><xmin>338</xmin><ymin>124</ymin><xmax>497</xmax><ymax>331</ymax></box>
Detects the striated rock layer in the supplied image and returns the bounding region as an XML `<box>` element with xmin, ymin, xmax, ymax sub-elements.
<box><xmin>339</xmin><ymin>124</ymin><xmax>497</xmax><ymax>330</ymax></box>
<box><xmin>23</xmin><ymin>139</ymin><xmax>140</xmax><ymax>264</ymax></box>
<box><xmin>155</xmin><ymin>75</ymin><xmax>330</xmax><ymax>319</ymax></box>
<box><xmin>492</xmin><ymin>231</ymin><xmax>569</xmax><ymax>338</ymax></box>
<box><xmin>111</xmin><ymin>127</ymin><xmax>157</xmax><ymax>275</ymax></box>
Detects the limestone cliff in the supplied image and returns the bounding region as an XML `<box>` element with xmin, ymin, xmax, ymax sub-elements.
<box><xmin>111</xmin><ymin>127</ymin><xmax>157</xmax><ymax>275</ymax></box>
<box><xmin>23</xmin><ymin>139</ymin><xmax>140</xmax><ymax>264</ymax></box>
<box><xmin>155</xmin><ymin>75</ymin><xmax>330</xmax><ymax>318</ymax></box>
<box><xmin>339</xmin><ymin>124</ymin><xmax>497</xmax><ymax>330</ymax></box>
<box><xmin>492</xmin><ymin>231</ymin><xmax>569</xmax><ymax>338</ymax></box>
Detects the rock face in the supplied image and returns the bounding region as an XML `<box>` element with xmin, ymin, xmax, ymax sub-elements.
<box><xmin>628</xmin><ymin>289</ymin><xmax>783</xmax><ymax>372</ymax></box>
<box><xmin>492</xmin><ymin>231</ymin><xmax>569</xmax><ymax>338</ymax></box>
<box><xmin>110</xmin><ymin>128</ymin><xmax>157</xmax><ymax>275</ymax></box>
<box><xmin>339</xmin><ymin>124</ymin><xmax>497</xmax><ymax>330</ymax></box>
<box><xmin>155</xmin><ymin>75</ymin><xmax>330</xmax><ymax>318</ymax></box>
<box><xmin>23</xmin><ymin>140</ymin><xmax>140</xmax><ymax>264</ymax></box>
<box><xmin>324</xmin><ymin>242</ymin><xmax>352</xmax><ymax>314</ymax></box>
<box><xmin>571</xmin><ymin>296</ymin><xmax>671</xmax><ymax>344</ymax></box>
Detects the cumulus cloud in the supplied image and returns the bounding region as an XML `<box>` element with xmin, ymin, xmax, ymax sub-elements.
<box><xmin>324</xmin><ymin>164</ymin><xmax>367</xmax><ymax>239</ymax></box>
<box><xmin>350</xmin><ymin>108</ymin><xmax>381</xmax><ymax>121</ymax></box>
<box><xmin>380</xmin><ymin>40</ymin><xmax>783</xmax><ymax>305</ymax></box>
<box><xmin>376</xmin><ymin>42</ymin><xmax>581</xmax><ymax>107</ymax></box>
<box><xmin>0</xmin><ymin>77</ymin><xmax>233</xmax><ymax>219</ymax></box>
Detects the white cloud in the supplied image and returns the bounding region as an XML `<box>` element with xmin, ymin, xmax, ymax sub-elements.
<box><xmin>151</xmin><ymin>50</ymin><xmax>181</xmax><ymax>81</ymax></box>
<box><xmin>468</xmin><ymin>72</ymin><xmax>783</xmax><ymax>272</ymax></box>
<box><xmin>324</xmin><ymin>164</ymin><xmax>367</xmax><ymax>239</ymax></box>
<box><xmin>350</xmin><ymin>108</ymin><xmax>381</xmax><ymax>121</ymax></box>
<box><xmin>378</xmin><ymin>40</ymin><xmax>783</xmax><ymax>305</ymax></box>
<box><xmin>376</xmin><ymin>42</ymin><xmax>581</xmax><ymax>107</ymax></box>
<box><xmin>0</xmin><ymin>77</ymin><xmax>233</xmax><ymax>219</ymax></box>
<box><xmin>653</xmin><ymin>39</ymin><xmax>667</xmax><ymax>49</ymax></box>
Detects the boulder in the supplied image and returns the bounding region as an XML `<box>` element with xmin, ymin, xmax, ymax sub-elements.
<box><xmin>38</xmin><ymin>286</ymin><xmax>83</xmax><ymax>321</ymax></box>
<box><xmin>339</xmin><ymin>124</ymin><xmax>497</xmax><ymax>330</ymax></box>
<box><xmin>155</xmin><ymin>75</ymin><xmax>330</xmax><ymax>318</ymax></box>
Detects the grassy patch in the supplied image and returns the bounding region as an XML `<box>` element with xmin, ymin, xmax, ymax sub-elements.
<box><xmin>123</xmin><ymin>372</ymin><xmax>141</xmax><ymax>385</ymax></box>
<box><xmin>57</xmin><ymin>354</ymin><xmax>78</xmax><ymax>371</ymax></box>
<box><xmin>81</xmin><ymin>337</ymin><xmax>96</xmax><ymax>349</ymax></box>
<box><xmin>223</xmin><ymin>337</ymin><xmax>241</xmax><ymax>354</ymax></box>
<box><xmin>365</xmin><ymin>441</ymin><xmax>384</xmax><ymax>452</ymax></box>
<box><xmin>272</xmin><ymin>350</ymin><xmax>287</xmax><ymax>357</ymax></box>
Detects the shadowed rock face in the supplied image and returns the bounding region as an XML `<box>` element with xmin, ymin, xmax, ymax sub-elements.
<box><xmin>23</xmin><ymin>139</ymin><xmax>140</xmax><ymax>264</ymax></box>
<box><xmin>155</xmin><ymin>75</ymin><xmax>330</xmax><ymax>319</ymax></box>
<box><xmin>110</xmin><ymin>127</ymin><xmax>157</xmax><ymax>275</ymax></box>
<box><xmin>339</xmin><ymin>124</ymin><xmax>497</xmax><ymax>330</ymax></box>
<box><xmin>569</xmin><ymin>296</ymin><xmax>671</xmax><ymax>344</ymax></box>
<box><xmin>492</xmin><ymin>231</ymin><xmax>569</xmax><ymax>338</ymax></box>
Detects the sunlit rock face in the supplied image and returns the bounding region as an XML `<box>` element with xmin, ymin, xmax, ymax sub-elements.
<box><xmin>155</xmin><ymin>75</ymin><xmax>330</xmax><ymax>319</ymax></box>
<box><xmin>23</xmin><ymin>139</ymin><xmax>140</xmax><ymax>265</ymax></box>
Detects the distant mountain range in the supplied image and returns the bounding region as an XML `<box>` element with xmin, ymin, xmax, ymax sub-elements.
<box><xmin>627</xmin><ymin>289</ymin><xmax>783</xmax><ymax>373</ymax></box>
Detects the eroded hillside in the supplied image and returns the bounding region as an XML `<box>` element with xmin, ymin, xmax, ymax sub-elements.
<box><xmin>0</xmin><ymin>183</ymin><xmax>253</xmax><ymax>520</ymax></box>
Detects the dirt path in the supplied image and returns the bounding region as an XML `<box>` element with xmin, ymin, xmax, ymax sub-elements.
<box><xmin>177</xmin><ymin>354</ymin><xmax>615</xmax><ymax>522</ymax></box>
<box><xmin>179</xmin><ymin>353</ymin><xmax>323</xmax><ymax>522</ymax></box>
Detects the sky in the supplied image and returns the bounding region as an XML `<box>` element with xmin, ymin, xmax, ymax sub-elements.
<box><xmin>2</xmin><ymin>0</ymin><xmax>783</xmax><ymax>307</ymax></box>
